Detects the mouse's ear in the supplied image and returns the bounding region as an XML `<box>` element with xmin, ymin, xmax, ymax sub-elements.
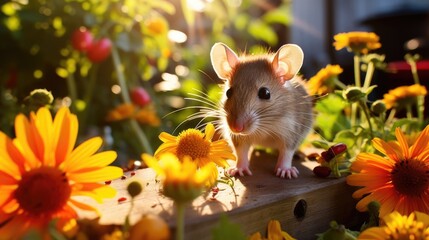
<box><xmin>210</xmin><ymin>42</ymin><xmax>239</xmax><ymax>81</ymax></box>
<box><xmin>272</xmin><ymin>44</ymin><xmax>304</xmax><ymax>84</ymax></box>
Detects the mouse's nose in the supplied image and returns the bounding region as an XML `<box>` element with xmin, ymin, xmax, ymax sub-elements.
<box><xmin>230</xmin><ymin>121</ymin><xmax>244</xmax><ymax>133</ymax></box>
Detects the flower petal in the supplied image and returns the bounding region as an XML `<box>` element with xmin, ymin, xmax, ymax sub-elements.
<box><xmin>68</xmin><ymin>166</ymin><xmax>123</xmax><ymax>183</ymax></box>
<box><xmin>68</xmin><ymin>198</ymin><xmax>99</xmax><ymax>215</ymax></box>
<box><xmin>65</xmin><ymin>151</ymin><xmax>117</xmax><ymax>173</ymax></box>
<box><xmin>72</xmin><ymin>183</ymin><xmax>117</xmax><ymax>203</ymax></box>
<box><xmin>14</xmin><ymin>113</ymin><xmax>44</xmax><ymax>165</ymax></box>
<box><xmin>395</xmin><ymin>128</ymin><xmax>409</xmax><ymax>159</ymax></box>
<box><xmin>204</xmin><ymin>123</ymin><xmax>215</xmax><ymax>141</ymax></box>
<box><xmin>34</xmin><ymin>107</ymin><xmax>55</xmax><ymax>166</ymax></box>
<box><xmin>142</xmin><ymin>153</ymin><xmax>165</xmax><ymax>176</ymax></box>
<box><xmin>410</xmin><ymin>125</ymin><xmax>429</xmax><ymax>159</ymax></box>
<box><xmin>372</xmin><ymin>138</ymin><xmax>402</xmax><ymax>161</ymax></box>
<box><xmin>60</xmin><ymin>137</ymin><xmax>103</xmax><ymax>170</ymax></box>
<box><xmin>159</xmin><ymin>132</ymin><xmax>176</xmax><ymax>143</ymax></box>
<box><xmin>53</xmin><ymin>107</ymin><xmax>78</xmax><ymax>166</ymax></box>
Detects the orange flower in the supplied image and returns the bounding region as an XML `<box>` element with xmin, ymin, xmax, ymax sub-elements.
<box><xmin>383</xmin><ymin>84</ymin><xmax>427</xmax><ymax>110</ymax></box>
<box><xmin>347</xmin><ymin>125</ymin><xmax>429</xmax><ymax>217</ymax></box>
<box><xmin>333</xmin><ymin>32</ymin><xmax>381</xmax><ymax>54</ymax></box>
<box><xmin>106</xmin><ymin>103</ymin><xmax>160</xmax><ymax>127</ymax></box>
<box><xmin>0</xmin><ymin>107</ymin><xmax>123</xmax><ymax>238</ymax></box>
<box><xmin>307</xmin><ymin>64</ymin><xmax>343</xmax><ymax>95</ymax></box>
<box><xmin>134</xmin><ymin>107</ymin><xmax>161</xmax><ymax>127</ymax></box>
<box><xmin>106</xmin><ymin>103</ymin><xmax>135</xmax><ymax>121</ymax></box>
<box><xmin>249</xmin><ymin>220</ymin><xmax>296</xmax><ymax>240</ymax></box>
<box><xmin>358</xmin><ymin>211</ymin><xmax>429</xmax><ymax>239</ymax></box>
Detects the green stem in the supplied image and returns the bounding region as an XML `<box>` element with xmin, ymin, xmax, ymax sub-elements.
<box><xmin>350</xmin><ymin>54</ymin><xmax>362</xmax><ymax>126</ymax></box>
<box><xmin>175</xmin><ymin>202</ymin><xmax>186</xmax><ymax>240</ymax></box>
<box><xmin>111</xmin><ymin>45</ymin><xmax>153</xmax><ymax>154</ymax></box>
<box><xmin>409</xmin><ymin>61</ymin><xmax>425</xmax><ymax>126</ymax></box>
<box><xmin>385</xmin><ymin>108</ymin><xmax>396</xmax><ymax>127</ymax></box>
<box><xmin>83</xmin><ymin>64</ymin><xmax>99</xmax><ymax>107</ymax></box>
<box><xmin>377</xmin><ymin>112</ymin><xmax>386</xmax><ymax>136</ymax></box>
<box><xmin>123</xmin><ymin>198</ymin><xmax>134</xmax><ymax>235</ymax></box>
<box><xmin>111</xmin><ymin>46</ymin><xmax>131</xmax><ymax>103</ymax></box>
<box><xmin>350</xmin><ymin>103</ymin><xmax>357</xmax><ymax>127</ymax></box>
<box><xmin>359</xmin><ymin>99</ymin><xmax>374</xmax><ymax>139</ymax></box>
<box><xmin>129</xmin><ymin>119</ymin><xmax>153</xmax><ymax>154</ymax></box>
<box><xmin>406</xmin><ymin>104</ymin><xmax>413</xmax><ymax>120</ymax></box>
<box><xmin>66</xmin><ymin>73</ymin><xmax>78</xmax><ymax>113</ymax></box>
<box><xmin>353</xmin><ymin>54</ymin><xmax>361</xmax><ymax>87</ymax></box>
<box><xmin>363</xmin><ymin>61</ymin><xmax>375</xmax><ymax>89</ymax></box>
<box><xmin>334</xmin><ymin>77</ymin><xmax>347</xmax><ymax>90</ymax></box>
<box><xmin>417</xmin><ymin>96</ymin><xmax>425</xmax><ymax>128</ymax></box>
<box><xmin>409</xmin><ymin>60</ymin><xmax>420</xmax><ymax>85</ymax></box>
<box><xmin>79</xmin><ymin>64</ymin><xmax>99</xmax><ymax>131</ymax></box>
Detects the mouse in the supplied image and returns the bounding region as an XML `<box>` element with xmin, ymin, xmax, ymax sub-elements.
<box><xmin>210</xmin><ymin>42</ymin><xmax>313</xmax><ymax>179</ymax></box>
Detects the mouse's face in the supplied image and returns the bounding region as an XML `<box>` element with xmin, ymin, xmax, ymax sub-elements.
<box><xmin>210</xmin><ymin>42</ymin><xmax>304</xmax><ymax>136</ymax></box>
<box><xmin>221</xmin><ymin>59</ymin><xmax>284</xmax><ymax>135</ymax></box>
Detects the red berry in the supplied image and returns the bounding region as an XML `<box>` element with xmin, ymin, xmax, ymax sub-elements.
<box><xmin>71</xmin><ymin>27</ymin><xmax>93</xmax><ymax>52</ymax></box>
<box><xmin>131</xmin><ymin>87</ymin><xmax>151</xmax><ymax>107</ymax></box>
<box><xmin>329</xmin><ymin>143</ymin><xmax>347</xmax><ymax>155</ymax></box>
<box><xmin>321</xmin><ymin>143</ymin><xmax>347</xmax><ymax>162</ymax></box>
<box><xmin>121</xmin><ymin>175</ymin><xmax>127</xmax><ymax>180</ymax></box>
<box><xmin>104</xmin><ymin>180</ymin><xmax>112</xmax><ymax>185</ymax></box>
<box><xmin>313</xmin><ymin>166</ymin><xmax>331</xmax><ymax>178</ymax></box>
<box><xmin>321</xmin><ymin>150</ymin><xmax>335</xmax><ymax>162</ymax></box>
<box><xmin>118</xmin><ymin>197</ymin><xmax>127</xmax><ymax>203</ymax></box>
<box><xmin>87</xmin><ymin>38</ymin><xmax>112</xmax><ymax>63</ymax></box>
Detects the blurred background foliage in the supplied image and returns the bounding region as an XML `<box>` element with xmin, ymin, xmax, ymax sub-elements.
<box><xmin>0</xmin><ymin>0</ymin><xmax>292</xmax><ymax>165</ymax></box>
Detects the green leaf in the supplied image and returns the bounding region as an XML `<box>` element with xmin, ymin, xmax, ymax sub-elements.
<box><xmin>391</xmin><ymin>118</ymin><xmax>420</xmax><ymax>132</ymax></box>
<box><xmin>262</xmin><ymin>6</ymin><xmax>292</xmax><ymax>26</ymax></box>
<box><xmin>212</xmin><ymin>215</ymin><xmax>246</xmax><ymax>240</ymax></box>
<box><xmin>234</xmin><ymin>13</ymin><xmax>249</xmax><ymax>31</ymax></box>
<box><xmin>248</xmin><ymin>20</ymin><xmax>278</xmax><ymax>46</ymax></box>
<box><xmin>315</xmin><ymin>94</ymin><xmax>347</xmax><ymax>113</ymax></box>
<box><xmin>315</xmin><ymin>112</ymin><xmax>350</xmax><ymax>140</ymax></box>
<box><xmin>150</xmin><ymin>0</ymin><xmax>176</xmax><ymax>15</ymax></box>
<box><xmin>333</xmin><ymin>130</ymin><xmax>357</xmax><ymax>150</ymax></box>
<box><xmin>181</xmin><ymin>79</ymin><xmax>202</xmax><ymax>94</ymax></box>
<box><xmin>311</xmin><ymin>140</ymin><xmax>330</xmax><ymax>150</ymax></box>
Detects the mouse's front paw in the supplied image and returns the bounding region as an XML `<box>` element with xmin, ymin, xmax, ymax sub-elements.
<box><xmin>275</xmin><ymin>166</ymin><xmax>299</xmax><ymax>179</ymax></box>
<box><xmin>227</xmin><ymin>166</ymin><xmax>252</xmax><ymax>177</ymax></box>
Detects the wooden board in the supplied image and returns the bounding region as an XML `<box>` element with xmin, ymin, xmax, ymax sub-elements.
<box><xmin>89</xmin><ymin>150</ymin><xmax>358</xmax><ymax>239</ymax></box>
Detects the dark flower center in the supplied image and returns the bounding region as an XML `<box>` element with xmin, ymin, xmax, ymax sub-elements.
<box><xmin>15</xmin><ymin>166</ymin><xmax>71</xmax><ymax>216</ymax></box>
<box><xmin>391</xmin><ymin>159</ymin><xmax>429</xmax><ymax>196</ymax></box>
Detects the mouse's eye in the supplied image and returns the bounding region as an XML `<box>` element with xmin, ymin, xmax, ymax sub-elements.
<box><xmin>226</xmin><ymin>88</ymin><xmax>233</xmax><ymax>98</ymax></box>
<box><xmin>258</xmin><ymin>87</ymin><xmax>270</xmax><ymax>100</ymax></box>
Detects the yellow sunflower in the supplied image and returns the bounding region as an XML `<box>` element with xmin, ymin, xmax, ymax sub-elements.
<box><xmin>358</xmin><ymin>211</ymin><xmax>429</xmax><ymax>240</ymax></box>
<box><xmin>0</xmin><ymin>107</ymin><xmax>123</xmax><ymax>238</ymax></box>
<box><xmin>248</xmin><ymin>220</ymin><xmax>296</xmax><ymax>240</ymax></box>
<box><xmin>383</xmin><ymin>84</ymin><xmax>427</xmax><ymax>110</ymax></box>
<box><xmin>142</xmin><ymin>153</ymin><xmax>217</xmax><ymax>203</ymax></box>
<box><xmin>307</xmin><ymin>64</ymin><xmax>343</xmax><ymax>96</ymax></box>
<box><xmin>347</xmin><ymin>125</ymin><xmax>429</xmax><ymax>217</ymax></box>
<box><xmin>333</xmin><ymin>32</ymin><xmax>381</xmax><ymax>54</ymax></box>
<box><xmin>154</xmin><ymin>123</ymin><xmax>236</xmax><ymax>168</ymax></box>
